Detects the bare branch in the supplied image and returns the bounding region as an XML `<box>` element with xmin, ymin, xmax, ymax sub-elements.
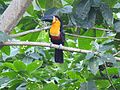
<box><xmin>64</xmin><ymin>25</ymin><xmax>113</xmax><ymax>32</ymax></box>
<box><xmin>92</xmin><ymin>27</ymin><xmax>112</xmax><ymax>32</ymax></box>
<box><xmin>66</xmin><ymin>33</ymin><xmax>120</xmax><ymax>41</ymax></box>
<box><xmin>0</xmin><ymin>41</ymin><xmax>120</xmax><ymax>61</ymax></box>
<box><xmin>10</xmin><ymin>26</ymin><xmax>120</xmax><ymax>41</ymax></box>
<box><xmin>0</xmin><ymin>0</ymin><xmax>33</xmax><ymax>34</ymax></box>
<box><xmin>1</xmin><ymin>41</ymin><xmax>94</xmax><ymax>54</ymax></box>
<box><xmin>10</xmin><ymin>26</ymin><xmax>50</xmax><ymax>38</ymax></box>
<box><xmin>113</xmin><ymin>51</ymin><xmax>120</xmax><ymax>56</ymax></box>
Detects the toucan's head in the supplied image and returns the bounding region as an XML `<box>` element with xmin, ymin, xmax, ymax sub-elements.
<box><xmin>41</xmin><ymin>15</ymin><xmax>61</xmax><ymax>23</ymax></box>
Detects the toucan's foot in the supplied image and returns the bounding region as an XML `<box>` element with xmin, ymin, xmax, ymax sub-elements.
<box><xmin>58</xmin><ymin>44</ymin><xmax>63</xmax><ymax>49</ymax></box>
<box><xmin>50</xmin><ymin>43</ymin><xmax>53</xmax><ymax>48</ymax></box>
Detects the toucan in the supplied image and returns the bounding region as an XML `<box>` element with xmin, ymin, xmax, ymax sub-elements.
<box><xmin>41</xmin><ymin>15</ymin><xmax>65</xmax><ymax>63</ymax></box>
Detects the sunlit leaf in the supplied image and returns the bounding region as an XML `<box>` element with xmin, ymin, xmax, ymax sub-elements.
<box><xmin>26</xmin><ymin>60</ymin><xmax>43</xmax><ymax>73</ymax></box>
<box><xmin>13</xmin><ymin>60</ymin><xmax>26</xmax><ymax>72</ymax></box>
<box><xmin>43</xmin><ymin>83</ymin><xmax>59</xmax><ymax>90</ymax></box>
<box><xmin>1</xmin><ymin>46</ymin><xmax>10</xmax><ymax>55</ymax></box>
<box><xmin>27</xmin><ymin>82</ymin><xmax>42</xmax><ymax>90</ymax></box>
<box><xmin>3</xmin><ymin>62</ymin><xmax>16</xmax><ymax>71</ymax></box>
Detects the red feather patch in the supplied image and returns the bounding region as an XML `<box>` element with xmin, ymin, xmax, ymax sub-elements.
<box><xmin>51</xmin><ymin>35</ymin><xmax>61</xmax><ymax>40</ymax></box>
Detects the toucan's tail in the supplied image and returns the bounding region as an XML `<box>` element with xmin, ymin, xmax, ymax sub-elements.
<box><xmin>55</xmin><ymin>49</ymin><xmax>63</xmax><ymax>63</ymax></box>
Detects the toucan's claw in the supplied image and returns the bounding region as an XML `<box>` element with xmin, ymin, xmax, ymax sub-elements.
<box><xmin>58</xmin><ymin>44</ymin><xmax>63</xmax><ymax>49</ymax></box>
<box><xmin>50</xmin><ymin>43</ymin><xmax>53</xmax><ymax>48</ymax></box>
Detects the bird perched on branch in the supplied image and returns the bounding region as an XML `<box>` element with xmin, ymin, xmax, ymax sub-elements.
<box><xmin>41</xmin><ymin>15</ymin><xmax>65</xmax><ymax>63</ymax></box>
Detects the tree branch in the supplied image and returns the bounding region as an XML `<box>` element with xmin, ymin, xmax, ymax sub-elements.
<box><xmin>0</xmin><ymin>41</ymin><xmax>120</xmax><ymax>61</ymax></box>
<box><xmin>64</xmin><ymin>25</ymin><xmax>113</xmax><ymax>32</ymax></box>
<box><xmin>10</xmin><ymin>26</ymin><xmax>120</xmax><ymax>41</ymax></box>
<box><xmin>66</xmin><ymin>33</ymin><xmax>120</xmax><ymax>41</ymax></box>
<box><xmin>104</xmin><ymin>61</ymin><xmax>117</xmax><ymax>90</ymax></box>
<box><xmin>92</xmin><ymin>27</ymin><xmax>112</xmax><ymax>32</ymax></box>
<box><xmin>0</xmin><ymin>0</ymin><xmax>33</xmax><ymax>34</ymax></box>
<box><xmin>10</xmin><ymin>26</ymin><xmax>50</xmax><ymax>38</ymax></box>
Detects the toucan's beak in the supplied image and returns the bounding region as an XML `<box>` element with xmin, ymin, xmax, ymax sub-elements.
<box><xmin>41</xmin><ymin>15</ymin><xmax>53</xmax><ymax>22</ymax></box>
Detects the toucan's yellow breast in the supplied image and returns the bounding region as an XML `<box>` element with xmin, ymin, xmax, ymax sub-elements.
<box><xmin>50</xmin><ymin>19</ymin><xmax>61</xmax><ymax>36</ymax></box>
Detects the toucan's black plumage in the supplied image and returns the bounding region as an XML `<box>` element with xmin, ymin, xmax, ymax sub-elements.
<box><xmin>41</xmin><ymin>15</ymin><xmax>65</xmax><ymax>63</ymax></box>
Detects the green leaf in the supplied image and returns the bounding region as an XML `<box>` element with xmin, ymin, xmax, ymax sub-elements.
<box><xmin>38</xmin><ymin>31</ymin><xmax>49</xmax><ymax>42</ymax></box>
<box><xmin>43</xmin><ymin>83</ymin><xmax>59</xmax><ymax>90</ymax></box>
<box><xmin>1</xmin><ymin>71</ymin><xmax>17</xmax><ymax>79</ymax></box>
<box><xmin>1</xmin><ymin>46</ymin><xmax>10</xmax><ymax>55</ymax></box>
<box><xmin>45</xmin><ymin>0</ymin><xmax>62</xmax><ymax>9</ymax></box>
<box><xmin>101</xmin><ymin>0</ymin><xmax>117</xmax><ymax>8</ymax></box>
<box><xmin>3</xmin><ymin>62</ymin><xmax>16</xmax><ymax>71</ymax></box>
<box><xmin>0</xmin><ymin>1</ymin><xmax>7</xmax><ymax>15</ymax></box>
<box><xmin>114</xmin><ymin>21</ymin><xmax>120</xmax><ymax>32</ymax></box>
<box><xmin>72</xmin><ymin>7</ymin><xmax>96</xmax><ymax>29</ymax></box>
<box><xmin>114</xmin><ymin>33</ymin><xmax>120</xmax><ymax>50</ymax></box>
<box><xmin>26</xmin><ymin>3</ymin><xmax>34</xmax><ymax>15</ymax></box>
<box><xmin>100</xmin><ymin>3</ymin><xmax>113</xmax><ymax>26</ymax></box>
<box><xmin>16</xmin><ymin>83</ymin><xmax>26</xmax><ymax>90</ymax></box>
<box><xmin>59</xmin><ymin>5</ymin><xmax>72</xmax><ymax>14</ymax></box>
<box><xmin>73</xmin><ymin>0</ymin><xmax>91</xmax><ymax>20</ymax></box>
<box><xmin>80</xmin><ymin>7</ymin><xmax>96</xmax><ymax>29</ymax></box>
<box><xmin>27</xmin><ymin>82</ymin><xmax>42</xmax><ymax>90</ymax></box>
<box><xmin>100</xmin><ymin>54</ymin><xmax>116</xmax><ymax>63</ymax></box>
<box><xmin>44</xmin><ymin>7</ymin><xmax>58</xmax><ymax>16</ymax></box>
<box><xmin>58</xmin><ymin>62</ymin><xmax>68</xmax><ymax>72</ymax></box>
<box><xmin>108</xmin><ymin>83</ymin><xmax>120</xmax><ymax>90</ymax></box>
<box><xmin>67</xmin><ymin>39</ymin><xmax>76</xmax><ymax>47</ymax></box>
<box><xmin>13</xmin><ymin>60</ymin><xmax>26</xmax><ymax>72</ymax></box>
<box><xmin>65</xmin><ymin>0</ymin><xmax>74</xmax><ymax>5</ymax></box>
<box><xmin>37</xmin><ymin>0</ymin><xmax>46</xmax><ymax>9</ymax></box>
<box><xmin>102</xmin><ymin>67</ymin><xmax>119</xmax><ymax>76</ymax></box>
<box><xmin>66</xmin><ymin>71</ymin><xmax>85</xmax><ymax>82</ymax></box>
<box><xmin>8</xmin><ymin>79</ymin><xmax>23</xmax><ymax>90</ymax></box>
<box><xmin>17</xmin><ymin>16</ymin><xmax>37</xmax><ymax>31</ymax></box>
<box><xmin>91</xmin><ymin>0</ymin><xmax>101</xmax><ymax>7</ymax></box>
<box><xmin>78</xmin><ymin>29</ymin><xmax>96</xmax><ymax>49</ymax></box>
<box><xmin>85</xmin><ymin>52</ymin><xmax>94</xmax><ymax>60</ymax></box>
<box><xmin>0</xmin><ymin>77</ymin><xmax>9</xmax><ymax>87</ymax></box>
<box><xmin>96</xmin><ymin>80</ymin><xmax>109</xmax><ymax>90</ymax></box>
<box><xmin>88</xmin><ymin>59</ymin><xmax>99</xmax><ymax>75</ymax></box>
<box><xmin>78</xmin><ymin>38</ymin><xmax>92</xmax><ymax>49</ymax></box>
<box><xmin>26</xmin><ymin>60</ymin><xmax>43</xmax><ymax>73</ymax></box>
<box><xmin>80</xmin><ymin>80</ymin><xmax>97</xmax><ymax>90</ymax></box>
<box><xmin>99</xmin><ymin>45</ymin><xmax>113</xmax><ymax>52</ymax></box>
<box><xmin>29</xmin><ymin>53</ymin><xmax>41</xmax><ymax>60</ymax></box>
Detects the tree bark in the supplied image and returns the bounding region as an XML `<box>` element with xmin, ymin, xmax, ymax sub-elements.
<box><xmin>0</xmin><ymin>41</ymin><xmax>120</xmax><ymax>61</ymax></box>
<box><xmin>0</xmin><ymin>0</ymin><xmax>33</xmax><ymax>34</ymax></box>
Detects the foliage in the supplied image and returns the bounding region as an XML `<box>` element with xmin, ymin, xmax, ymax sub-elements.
<box><xmin>0</xmin><ymin>0</ymin><xmax>120</xmax><ymax>90</ymax></box>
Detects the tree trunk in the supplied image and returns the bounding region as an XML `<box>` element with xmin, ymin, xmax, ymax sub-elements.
<box><xmin>0</xmin><ymin>0</ymin><xmax>33</xmax><ymax>34</ymax></box>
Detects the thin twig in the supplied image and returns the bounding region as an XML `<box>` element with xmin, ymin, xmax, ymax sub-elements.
<box><xmin>104</xmin><ymin>61</ymin><xmax>117</xmax><ymax>90</ymax></box>
<box><xmin>0</xmin><ymin>41</ymin><xmax>120</xmax><ymax>62</ymax></box>
<box><xmin>64</xmin><ymin>25</ymin><xmax>113</xmax><ymax>32</ymax></box>
<box><xmin>10</xmin><ymin>26</ymin><xmax>50</xmax><ymax>38</ymax></box>
<box><xmin>10</xmin><ymin>26</ymin><xmax>120</xmax><ymax>41</ymax></box>
<box><xmin>66</xmin><ymin>33</ymin><xmax>120</xmax><ymax>41</ymax></box>
<box><xmin>113</xmin><ymin>51</ymin><xmax>120</xmax><ymax>56</ymax></box>
<box><xmin>92</xmin><ymin>27</ymin><xmax>112</xmax><ymax>32</ymax></box>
